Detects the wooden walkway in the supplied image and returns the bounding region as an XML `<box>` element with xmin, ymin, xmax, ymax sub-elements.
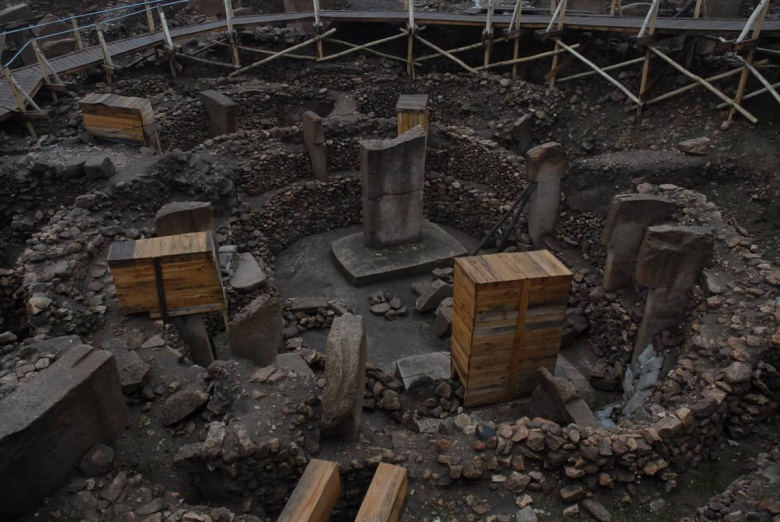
<box><xmin>1</xmin><ymin>9</ymin><xmax>779</xmax><ymax>122</ymax></box>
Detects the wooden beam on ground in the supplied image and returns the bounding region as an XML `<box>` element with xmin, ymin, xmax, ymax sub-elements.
<box><xmin>417</xmin><ymin>38</ymin><xmax>506</xmax><ymax>62</ymax></box>
<box><xmin>645</xmin><ymin>61</ymin><xmax>766</xmax><ymax>106</ymax></box>
<box><xmin>318</xmin><ymin>32</ymin><xmax>408</xmax><ymax>63</ymax></box>
<box><xmin>16</xmin><ymin>111</ymin><xmax>50</xmax><ymax>121</ymax></box>
<box><xmin>176</xmin><ymin>51</ymin><xmax>237</xmax><ymax>69</ymax></box>
<box><xmin>355</xmin><ymin>463</ymin><xmax>409</xmax><ymax>522</ymax></box>
<box><xmin>717</xmin><ymin>80</ymin><xmax>780</xmax><ymax>108</ymax></box>
<box><xmin>229</xmin><ymin>28</ymin><xmax>336</xmax><ymax>77</ymax></box>
<box><xmin>557</xmin><ymin>56</ymin><xmax>644</xmax><ymax>83</ymax></box>
<box><xmin>277</xmin><ymin>459</ymin><xmax>341</xmax><ymax>522</ymax></box>
<box><xmin>475</xmin><ymin>44</ymin><xmax>578</xmax><ymax>71</ymax></box>
<box><xmin>554</xmin><ymin>39</ymin><xmax>639</xmax><ymax>103</ymax></box>
<box><xmin>736</xmin><ymin>55</ymin><xmax>780</xmax><ymax>106</ymax></box>
<box><xmin>414</xmin><ymin>33</ymin><xmax>478</xmax><ymax>74</ymax></box>
<box><xmin>647</xmin><ymin>45</ymin><xmax>757</xmax><ymax>123</ymax></box>
<box><xmin>215</xmin><ymin>40</ymin><xmax>316</xmax><ymax>60</ymax></box>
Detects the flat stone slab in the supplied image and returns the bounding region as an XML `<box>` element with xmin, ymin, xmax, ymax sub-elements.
<box><xmin>277</xmin><ymin>353</ymin><xmax>315</xmax><ymax>378</ymax></box>
<box><xmin>331</xmin><ymin>221</ymin><xmax>467</xmax><ymax>286</ymax></box>
<box><xmin>395</xmin><ymin>351</ymin><xmax>451</xmax><ymax>391</ymax></box>
<box><xmin>230</xmin><ymin>252</ymin><xmax>267</xmax><ymax>292</ymax></box>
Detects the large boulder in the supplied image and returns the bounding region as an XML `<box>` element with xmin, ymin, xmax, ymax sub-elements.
<box><xmin>322</xmin><ymin>314</ymin><xmax>366</xmax><ymax>438</ymax></box>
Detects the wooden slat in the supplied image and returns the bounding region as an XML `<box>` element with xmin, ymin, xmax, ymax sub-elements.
<box><xmin>277</xmin><ymin>459</ymin><xmax>341</xmax><ymax>522</ymax></box>
<box><xmin>355</xmin><ymin>463</ymin><xmax>408</xmax><ymax>522</ymax></box>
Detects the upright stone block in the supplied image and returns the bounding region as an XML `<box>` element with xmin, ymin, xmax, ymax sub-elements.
<box><xmin>303</xmin><ymin>111</ymin><xmax>327</xmax><ymax>181</ymax></box>
<box><xmin>322</xmin><ymin>314</ymin><xmax>367</xmax><ymax>438</ymax></box>
<box><xmin>0</xmin><ymin>344</ymin><xmax>127</xmax><ymax>520</ymax></box>
<box><xmin>228</xmin><ymin>295</ymin><xmax>283</xmax><ymax>367</ymax></box>
<box><xmin>0</xmin><ymin>4</ymin><xmax>32</xmax><ymax>25</ymax></box>
<box><xmin>526</xmin><ymin>142</ymin><xmax>567</xmax><ymax>247</ymax></box>
<box><xmin>635</xmin><ymin>225</ymin><xmax>714</xmax><ymax>290</ymax></box>
<box><xmin>601</xmin><ymin>194</ymin><xmax>675</xmax><ymax>291</ymax></box>
<box><xmin>361</xmin><ymin>126</ymin><xmax>427</xmax><ymax>249</ymax></box>
<box><xmin>633</xmin><ymin>225</ymin><xmax>714</xmax><ymax>355</ymax></box>
<box><xmin>155</xmin><ymin>201</ymin><xmax>218</xmax><ymax>243</ymax></box>
<box><xmin>171</xmin><ymin>315</ymin><xmax>215</xmax><ymax>368</ymax></box>
<box><xmin>199</xmin><ymin>90</ymin><xmax>238</xmax><ymax>137</ymax></box>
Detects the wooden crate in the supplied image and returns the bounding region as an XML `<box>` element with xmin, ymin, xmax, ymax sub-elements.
<box><xmin>79</xmin><ymin>93</ymin><xmax>156</xmax><ymax>146</ymax></box>
<box><xmin>108</xmin><ymin>232</ymin><xmax>225</xmax><ymax>318</ymax></box>
<box><xmin>451</xmin><ymin>251</ymin><xmax>572</xmax><ymax>407</ymax></box>
<box><xmin>396</xmin><ymin>94</ymin><xmax>429</xmax><ymax>135</ymax></box>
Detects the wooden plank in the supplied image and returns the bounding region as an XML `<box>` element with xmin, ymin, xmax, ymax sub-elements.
<box><xmin>277</xmin><ymin>459</ymin><xmax>341</xmax><ymax>522</ymax></box>
<box><xmin>355</xmin><ymin>463</ymin><xmax>408</xmax><ymax>522</ymax></box>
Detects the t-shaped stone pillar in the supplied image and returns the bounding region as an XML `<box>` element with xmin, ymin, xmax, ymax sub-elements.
<box><xmin>360</xmin><ymin>125</ymin><xmax>426</xmax><ymax>249</ymax></box>
<box><xmin>601</xmin><ymin>194</ymin><xmax>676</xmax><ymax>291</ymax></box>
<box><xmin>302</xmin><ymin>111</ymin><xmax>327</xmax><ymax>181</ymax></box>
<box><xmin>526</xmin><ymin>142</ymin><xmax>567</xmax><ymax>247</ymax></box>
<box><xmin>633</xmin><ymin>225</ymin><xmax>714</xmax><ymax>358</ymax></box>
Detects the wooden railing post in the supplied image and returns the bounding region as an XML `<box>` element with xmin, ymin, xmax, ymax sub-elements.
<box><xmin>728</xmin><ymin>0</ymin><xmax>769</xmax><ymax>123</ymax></box>
<box><xmin>95</xmin><ymin>23</ymin><xmax>115</xmax><ymax>84</ymax></box>
<box><xmin>636</xmin><ymin>0</ymin><xmax>659</xmax><ymax>115</ymax></box>
<box><xmin>146</xmin><ymin>1</ymin><xmax>156</xmax><ymax>33</ymax></box>
<box><xmin>70</xmin><ymin>15</ymin><xmax>84</xmax><ymax>50</ymax></box>
<box><xmin>224</xmin><ymin>0</ymin><xmax>240</xmax><ymax>67</ymax></box>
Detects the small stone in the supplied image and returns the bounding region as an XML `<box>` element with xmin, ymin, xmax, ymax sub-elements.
<box><xmin>560</xmin><ymin>485</ymin><xmax>585</xmax><ymax>503</ymax></box>
<box><xmin>78</xmin><ymin>444</ymin><xmax>115</xmax><ymax>477</ymax></box>
<box><xmin>581</xmin><ymin>499</ymin><xmax>612</xmax><ymax>522</ymax></box>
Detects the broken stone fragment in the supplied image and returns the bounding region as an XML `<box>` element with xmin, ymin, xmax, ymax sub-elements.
<box><xmin>83</xmin><ymin>156</ymin><xmax>115</xmax><ymax>179</ymax></box>
<box><xmin>159</xmin><ymin>389</ymin><xmax>210</xmax><ymax>426</ymax></box>
<box><xmin>78</xmin><ymin>443</ymin><xmax>115</xmax><ymax>477</ymax></box>
<box><xmin>416</xmin><ymin>279</ymin><xmax>453</xmax><ymax>313</ymax></box>
<box><xmin>435</xmin><ymin>298</ymin><xmax>453</xmax><ymax>338</ymax></box>
<box><xmin>677</xmin><ymin>136</ymin><xmax>711</xmax><ymax>155</ymax></box>
<box><xmin>229</xmin><ymin>253</ymin><xmax>267</xmax><ymax>292</ymax></box>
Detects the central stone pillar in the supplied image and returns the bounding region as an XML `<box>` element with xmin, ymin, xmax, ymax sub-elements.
<box><xmin>330</xmin><ymin>125</ymin><xmax>467</xmax><ymax>285</ymax></box>
<box><xmin>361</xmin><ymin>125</ymin><xmax>427</xmax><ymax>249</ymax></box>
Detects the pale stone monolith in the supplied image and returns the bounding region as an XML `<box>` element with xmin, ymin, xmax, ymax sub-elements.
<box><xmin>526</xmin><ymin>142</ymin><xmax>567</xmax><ymax>247</ymax></box>
<box><xmin>633</xmin><ymin>225</ymin><xmax>714</xmax><ymax>356</ymax></box>
<box><xmin>601</xmin><ymin>194</ymin><xmax>676</xmax><ymax>291</ymax></box>
<box><xmin>361</xmin><ymin>125</ymin><xmax>427</xmax><ymax>249</ymax></box>
<box><xmin>322</xmin><ymin>314</ymin><xmax>367</xmax><ymax>438</ymax></box>
<box><xmin>303</xmin><ymin>111</ymin><xmax>327</xmax><ymax>181</ymax></box>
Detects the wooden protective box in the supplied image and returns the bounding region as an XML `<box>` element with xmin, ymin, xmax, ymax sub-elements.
<box><xmin>108</xmin><ymin>232</ymin><xmax>225</xmax><ymax>318</ymax></box>
<box><xmin>396</xmin><ymin>94</ymin><xmax>429</xmax><ymax>135</ymax></box>
<box><xmin>451</xmin><ymin>251</ymin><xmax>572</xmax><ymax>407</ymax></box>
<box><xmin>80</xmin><ymin>93</ymin><xmax>156</xmax><ymax>146</ymax></box>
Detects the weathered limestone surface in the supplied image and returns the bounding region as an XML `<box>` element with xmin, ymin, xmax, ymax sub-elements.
<box><xmin>526</xmin><ymin>142</ymin><xmax>567</xmax><ymax>246</ymax></box>
<box><xmin>322</xmin><ymin>314</ymin><xmax>366</xmax><ymax>438</ymax></box>
<box><xmin>199</xmin><ymin>90</ymin><xmax>238</xmax><ymax>137</ymax></box>
<box><xmin>0</xmin><ymin>344</ymin><xmax>127</xmax><ymax>520</ymax></box>
<box><xmin>0</xmin><ymin>4</ymin><xmax>32</xmax><ymax>25</ymax></box>
<box><xmin>228</xmin><ymin>295</ymin><xmax>283</xmax><ymax>366</ymax></box>
<box><xmin>601</xmin><ymin>194</ymin><xmax>676</xmax><ymax>291</ymax></box>
<box><xmin>230</xmin><ymin>252</ymin><xmax>267</xmax><ymax>292</ymax></box>
<box><xmin>634</xmin><ymin>225</ymin><xmax>714</xmax><ymax>354</ymax></box>
<box><xmin>361</xmin><ymin>126</ymin><xmax>427</xmax><ymax>249</ymax></box>
<box><xmin>635</xmin><ymin>225</ymin><xmax>714</xmax><ymax>289</ymax></box>
<box><xmin>302</xmin><ymin>111</ymin><xmax>327</xmax><ymax>181</ymax></box>
<box><xmin>155</xmin><ymin>201</ymin><xmax>218</xmax><ymax>242</ymax></box>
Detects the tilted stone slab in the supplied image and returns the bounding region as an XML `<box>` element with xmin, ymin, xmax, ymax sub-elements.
<box><xmin>199</xmin><ymin>90</ymin><xmax>238</xmax><ymax>137</ymax></box>
<box><xmin>361</xmin><ymin>125</ymin><xmax>426</xmax><ymax>249</ymax></box>
<box><xmin>322</xmin><ymin>314</ymin><xmax>366</xmax><ymax>438</ymax></box>
<box><xmin>155</xmin><ymin>201</ymin><xmax>218</xmax><ymax>242</ymax></box>
<box><xmin>0</xmin><ymin>344</ymin><xmax>127</xmax><ymax>520</ymax></box>
<box><xmin>526</xmin><ymin>142</ymin><xmax>567</xmax><ymax>246</ymax></box>
<box><xmin>600</xmin><ymin>194</ymin><xmax>675</xmax><ymax>291</ymax></box>
<box><xmin>229</xmin><ymin>295</ymin><xmax>283</xmax><ymax>367</ymax></box>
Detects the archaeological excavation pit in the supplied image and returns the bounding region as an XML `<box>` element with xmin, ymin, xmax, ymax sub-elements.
<box><xmin>1</xmin><ymin>0</ymin><xmax>780</xmax><ymax>521</ymax></box>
